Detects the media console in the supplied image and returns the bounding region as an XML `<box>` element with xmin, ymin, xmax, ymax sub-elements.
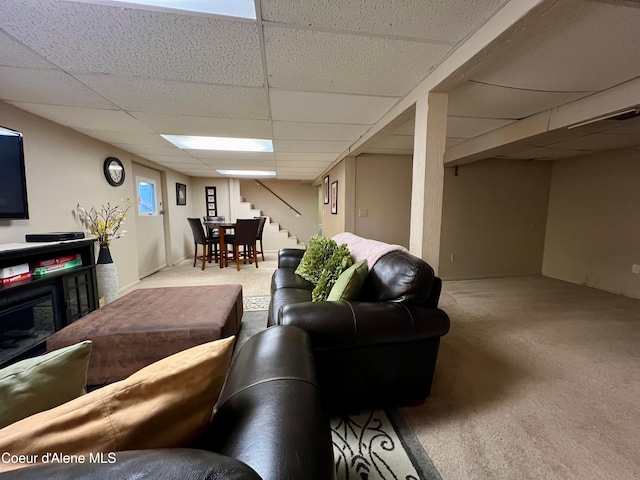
<box><xmin>0</xmin><ymin>238</ymin><xmax>99</xmax><ymax>367</ymax></box>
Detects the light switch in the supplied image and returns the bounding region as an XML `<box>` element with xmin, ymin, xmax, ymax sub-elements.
<box><xmin>358</xmin><ymin>209</ymin><xmax>368</xmax><ymax>217</ymax></box>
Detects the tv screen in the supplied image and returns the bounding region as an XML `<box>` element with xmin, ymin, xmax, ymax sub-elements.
<box><xmin>0</xmin><ymin>126</ymin><xmax>29</xmax><ymax>219</ymax></box>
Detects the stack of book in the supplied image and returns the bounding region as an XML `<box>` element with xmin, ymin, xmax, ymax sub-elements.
<box><xmin>1</xmin><ymin>263</ymin><xmax>31</xmax><ymax>285</ymax></box>
<box><xmin>31</xmin><ymin>254</ymin><xmax>82</xmax><ymax>276</ymax></box>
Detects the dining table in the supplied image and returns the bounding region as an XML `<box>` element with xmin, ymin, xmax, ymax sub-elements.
<box><xmin>203</xmin><ymin>221</ymin><xmax>236</xmax><ymax>268</ymax></box>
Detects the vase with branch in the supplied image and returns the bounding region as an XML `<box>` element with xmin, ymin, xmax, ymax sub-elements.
<box><xmin>76</xmin><ymin>199</ymin><xmax>132</xmax><ymax>305</ymax></box>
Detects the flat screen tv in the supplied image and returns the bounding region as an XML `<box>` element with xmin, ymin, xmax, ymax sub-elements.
<box><xmin>0</xmin><ymin>126</ymin><xmax>29</xmax><ymax>219</ymax></box>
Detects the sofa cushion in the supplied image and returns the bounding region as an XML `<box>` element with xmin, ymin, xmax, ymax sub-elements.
<box><xmin>0</xmin><ymin>341</ymin><xmax>92</xmax><ymax>429</ymax></box>
<box><xmin>0</xmin><ymin>336</ymin><xmax>235</xmax><ymax>473</ymax></box>
<box><xmin>294</xmin><ymin>235</ymin><xmax>336</xmax><ymax>285</ymax></box>
<box><xmin>271</xmin><ymin>268</ymin><xmax>314</xmax><ymax>292</ymax></box>
<box><xmin>312</xmin><ymin>244</ymin><xmax>352</xmax><ymax>302</ymax></box>
<box><xmin>327</xmin><ymin>259</ymin><xmax>368</xmax><ymax>301</ymax></box>
<box><xmin>360</xmin><ymin>250</ymin><xmax>435</xmax><ymax>304</ymax></box>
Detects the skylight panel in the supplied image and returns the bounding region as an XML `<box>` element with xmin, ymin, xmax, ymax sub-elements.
<box><xmin>105</xmin><ymin>0</ymin><xmax>256</xmax><ymax>19</ymax></box>
<box><xmin>162</xmin><ymin>135</ymin><xmax>273</xmax><ymax>152</ymax></box>
<box><xmin>217</xmin><ymin>170</ymin><xmax>276</xmax><ymax>177</ymax></box>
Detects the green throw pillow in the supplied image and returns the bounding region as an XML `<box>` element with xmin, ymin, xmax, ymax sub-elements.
<box><xmin>0</xmin><ymin>340</ymin><xmax>92</xmax><ymax>428</ymax></box>
<box><xmin>312</xmin><ymin>244</ymin><xmax>353</xmax><ymax>302</ymax></box>
<box><xmin>295</xmin><ymin>235</ymin><xmax>337</xmax><ymax>285</ymax></box>
<box><xmin>327</xmin><ymin>259</ymin><xmax>368</xmax><ymax>301</ymax></box>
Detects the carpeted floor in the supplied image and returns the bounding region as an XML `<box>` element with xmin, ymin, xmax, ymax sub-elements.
<box><xmin>401</xmin><ymin>275</ymin><xmax>640</xmax><ymax>480</ymax></box>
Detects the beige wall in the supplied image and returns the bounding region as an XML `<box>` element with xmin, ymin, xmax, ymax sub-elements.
<box><xmin>543</xmin><ymin>146</ymin><xmax>640</xmax><ymax>299</ymax></box>
<box><xmin>239</xmin><ymin>179</ymin><xmax>320</xmax><ymax>244</ymax></box>
<box><xmin>439</xmin><ymin>158</ymin><xmax>552</xmax><ymax>279</ymax></box>
<box><xmin>354</xmin><ymin>154</ymin><xmax>412</xmax><ymax>246</ymax></box>
<box><xmin>0</xmin><ymin>102</ymin><xmax>193</xmax><ymax>292</ymax></box>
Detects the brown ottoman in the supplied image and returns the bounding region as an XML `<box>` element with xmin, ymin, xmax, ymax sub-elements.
<box><xmin>47</xmin><ymin>285</ymin><xmax>243</xmax><ymax>386</ymax></box>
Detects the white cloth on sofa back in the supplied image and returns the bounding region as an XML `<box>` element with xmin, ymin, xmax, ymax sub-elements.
<box><xmin>331</xmin><ymin>232</ymin><xmax>408</xmax><ymax>270</ymax></box>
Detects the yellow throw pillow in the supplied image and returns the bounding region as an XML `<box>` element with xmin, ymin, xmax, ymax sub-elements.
<box><xmin>0</xmin><ymin>336</ymin><xmax>235</xmax><ymax>473</ymax></box>
<box><xmin>0</xmin><ymin>341</ymin><xmax>92</xmax><ymax>429</ymax></box>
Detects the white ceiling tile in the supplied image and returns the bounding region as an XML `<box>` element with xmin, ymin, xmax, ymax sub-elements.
<box><xmin>129</xmin><ymin>113</ymin><xmax>273</xmax><ymax>137</ymax></box>
<box><xmin>7</xmin><ymin>102</ymin><xmax>153</xmax><ymax>132</ymax></box>
<box><xmin>446</xmin><ymin>137</ymin><xmax>467</xmax><ymax>148</ymax></box>
<box><xmin>275</xmin><ymin>152</ymin><xmax>338</xmax><ymax>162</ymax></box>
<box><xmin>392</xmin><ymin>119</ymin><xmax>416</xmax><ymax>135</ymax></box>
<box><xmin>112</xmin><ymin>144</ymin><xmax>189</xmax><ymax>156</ymax></box>
<box><xmin>141</xmin><ymin>155</ymin><xmax>204</xmax><ymax>165</ymax></box>
<box><xmin>270</xmin><ymin>90</ymin><xmax>397</xmax><ymax>124</ymax></box>
<box><xmin>448</xmin><ymin>81</ymin><xmax>592</xmax><ymax>119</ymax></box>
<box><xmin>277</xmin><ymin>160</ymin><xmax>332</xmax><ymax>168</ymax></box>
<box><xmin>0</xmin><ymin>0</ymin><xmax>263</xmax><ymax>86</ymax></box>
<box><xmin>0</xmin><ymin>30</ymin><xmax>56</xmax><ymax>69</ymax></box>
<box><xmin>0</xmin><ymin>66</ymin><xmax>115</xmax><ymax>108</ymax></box>
<box><xmin>469</xmin><ymin>0</ymin><xmax>640</xmax><ymax>92</ymax></box>
<box><xmin>187</xmin><ymin>151</ymin><xmax>275</xmax><ymax>161</ymax></box>
<box><xmin>265</xmin><ymin>26</ymin><xmax>451</xmax><ymax>96</ymax></box>
<box><xmin>76</xmin><ymin>75</ymin><xmax>269</xmax><ymax>119</ymax></box>
<box><xmin>73</xmin><ymin>129</ymin><xmax>173</xmax><ymax>147</ymax></box>
<box><xmin>273</xmin><ymin>121</ymin><xmax>368</xmax><ymax>141</ymax></box>
<box><xmin>274</xmin><ymin>140</ymin><xmax>351</xmax><ymax>153</ymax></box>
<box><xmin>447</xmin><ymin>116</ymin><xmax>515</xmax><ymax>139</ymax></box>
<box><xmin>261</xmin><ymin>0</ymin><xmax>506</xmax><ymax>43</ymax></box>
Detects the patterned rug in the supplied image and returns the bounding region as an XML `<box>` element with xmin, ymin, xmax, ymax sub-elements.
<box><xmin>243</xmin><ymin>295</ymin><xmax>270</xmax><ymax>311</ymax></box>
<box><xmin>332</xmin><ymin>408</ymin><xmax>441</xmax><ymax>480</ymax></box>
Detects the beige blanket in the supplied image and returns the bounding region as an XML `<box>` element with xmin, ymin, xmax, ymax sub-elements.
<box><xmin>332</xmin><ymin>232</ymin><xmax>408</xmax><ymax>270</ymax></box>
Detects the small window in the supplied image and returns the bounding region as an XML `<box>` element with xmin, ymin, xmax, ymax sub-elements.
<box><xmin>137</xmin><ymin>177</ymin><xmax>158</xmax><ymax>216</ymax></box>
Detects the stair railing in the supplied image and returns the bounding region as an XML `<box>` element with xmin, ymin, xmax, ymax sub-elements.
<box><xmin>255</xmin><ymin>180</ymin><xmax>302</xmax><ymax>217</ymax></box>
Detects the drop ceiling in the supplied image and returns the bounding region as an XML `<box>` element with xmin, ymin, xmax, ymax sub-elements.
<box><xmin>1</xmin><ymin>0</ymin><xmax>639</xmax><ymax>181</ymax></box>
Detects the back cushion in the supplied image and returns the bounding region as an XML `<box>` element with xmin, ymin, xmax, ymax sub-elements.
<box><xmin>359</xmin><ymin>250</ymin><xmax>435</xmax><ymax>304</ymax></box>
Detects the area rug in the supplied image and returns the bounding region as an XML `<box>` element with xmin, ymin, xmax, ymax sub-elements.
<box><xmin>332</xmin><ymin>408</ymin><xmax>442</xmax><ymax>480</ymax></box>
<box><xmin>235</xmin><ymin>310</ymin><xmax>442</xmax><ymax>480</ymax></box>
<box><xmin>242</xmin><ymin>295</ymin><xmax>270</xmax><ymax>311</ymax></box>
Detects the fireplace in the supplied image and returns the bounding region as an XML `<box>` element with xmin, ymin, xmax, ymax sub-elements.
<box><xmin>0</xmin><ymin>286</ymin><xmax>61</xmax><ymax>368</ymax></box>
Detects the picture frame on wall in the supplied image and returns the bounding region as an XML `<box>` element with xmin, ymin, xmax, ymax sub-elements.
<box><xmin>330</xmin><ymin>180</ymin><xmax>338</xmax><ymax>214</ymax></box>
<box><xmin>176</xmin><ymin>182</ymin><xmax>187</xmax><ymax>205</ymax></box>
<box><xmin>323</xmin><ymin>175</ymin><xmax>330</xmax><ymax>204</ymax></box>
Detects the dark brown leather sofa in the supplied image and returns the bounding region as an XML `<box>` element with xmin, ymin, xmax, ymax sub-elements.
<box><xmin>1</xmin><ymin>326</ymin><xmax>336</xmax><ymax>480</ymax></box>
<box><xmin>268</xmin><ymin>247</ymin><xmax>451</xmax><ymax>413</ymax></box>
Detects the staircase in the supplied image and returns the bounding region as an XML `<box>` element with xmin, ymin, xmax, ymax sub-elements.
<box><xmin>235</xmin><ymin>201</ymin><xmax>305</xmax><ymax>252</ymax></box>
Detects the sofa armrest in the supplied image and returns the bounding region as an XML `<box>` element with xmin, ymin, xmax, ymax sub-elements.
<box><xmin>278</xmin><ymin>248</ymin><xmax>305</xmax><ymax>269</ymax></box>
<box><xmin>201</xmin><ymin>326</ymin><xmax>335</xmax><ymax>480</ymax></box>
<box><xmin>277</xmin><ymin>301</ymin><xmax>450</xmax><ymax>349</ymax></box>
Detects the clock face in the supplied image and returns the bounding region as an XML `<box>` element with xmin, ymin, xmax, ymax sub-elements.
<box><xmin>104</xmin><ymin>157</ymin><xmax>125</xmax><ymax>186</ymax></box>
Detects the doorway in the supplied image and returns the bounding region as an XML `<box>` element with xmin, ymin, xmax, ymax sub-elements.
<box><xmin>132</xmin><ymin>163</ymin><xmax>167</xmax><ymax>278</ymax></box>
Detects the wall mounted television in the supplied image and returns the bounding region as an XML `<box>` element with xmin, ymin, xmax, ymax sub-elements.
<box><xmin>0</xmin><ymin>126</ymin><xmax>29</xmax><ymax>219</ymax></box>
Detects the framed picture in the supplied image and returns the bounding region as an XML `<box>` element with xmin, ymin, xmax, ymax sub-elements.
<box><xmin>176</xmin><ymin>182</ymin><xmax>187</xmax><ymax>206</ymax></box>
<box><xmin>323</xmin><ymin>175</ymin><xmax>330</xmax><ymax>204</ymax></box>
<box><xmin>330</xmin><ymin>180</ymin><xmax>338</xmax><ymax>214</ymax></box>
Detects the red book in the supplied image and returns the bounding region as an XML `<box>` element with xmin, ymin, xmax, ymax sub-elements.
<box><xmin>1</xmin><ymin>272</ymin><xmax>32</xmax><ymax>285</ymax></box>
<box><xmin>32</xmin><ymin>254</ymin><xmax>81</xmax><ymax>268</ymax></box>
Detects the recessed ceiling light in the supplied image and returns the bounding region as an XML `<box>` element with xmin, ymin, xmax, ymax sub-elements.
<box><xmin>217</xmin><ymin>170</ymin><xmax>276</xmax><ymax>177</ymax></box>
<box><xmin>162</xmin><ymin>135</ymin><xmax>273</xmax><ymax>152</ymax></box>
<box><xmin>100</xmin><ymin>0</ymin><xmax>256</xmax><ymax>19</ymax></box>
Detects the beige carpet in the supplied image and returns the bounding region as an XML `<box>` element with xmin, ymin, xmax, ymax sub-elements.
<box><xmin>402</xmin><ymin>275</ymin><xmax>640</xmax><ymax>480</ymax></box>
<box><xmin>126</xmin><ymin>255</ymin><xmax>277</xmax><ymax>297</ymax></box>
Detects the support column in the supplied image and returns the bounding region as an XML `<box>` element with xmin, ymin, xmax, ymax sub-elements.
<box><xmin>409</xmin><ymin>92</ymin><xmax>448</xmax><ymax>273</ymax></box>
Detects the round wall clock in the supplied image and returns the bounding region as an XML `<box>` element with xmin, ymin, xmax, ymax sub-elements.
<box><xmin>103</xmin><ymin>157</ymin><xmax>125</xmax><ymax>186</ymax></box>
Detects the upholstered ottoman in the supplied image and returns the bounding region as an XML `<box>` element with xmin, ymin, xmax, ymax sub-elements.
<box><xmin>47</xmin><ymin>285</ymin><xmax>243</xmax><ymax>386</ymax></box>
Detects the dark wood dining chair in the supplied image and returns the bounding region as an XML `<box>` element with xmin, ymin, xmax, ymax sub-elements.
<box><xmin>255</xmin><ymin>216</ymin><xmax>267</xmax><ymax>261</ymax></box>
<box><xmin>187</xmin><ymin>218</ymin><xmax>219</xmax><ymax>269</ymax></box>
<box><xmin>225</xmin><ymin>218</ymin><xmax>260</xmax><ymax>271</ymax></box>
